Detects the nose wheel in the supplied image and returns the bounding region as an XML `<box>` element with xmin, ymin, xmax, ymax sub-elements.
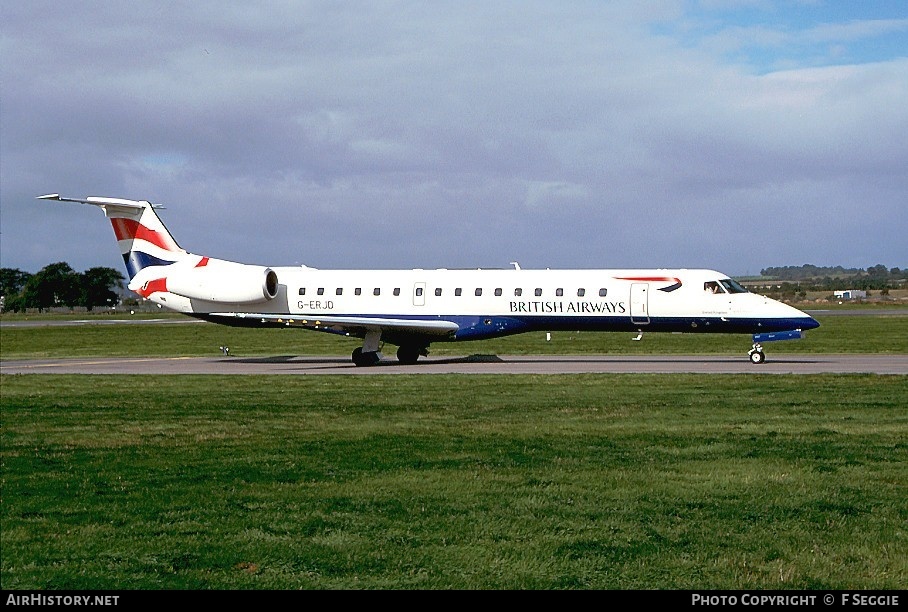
<box><xmin>748</xmin><ymin>343</ymin><xmax>765</xmax><ymax>364</ymax></box>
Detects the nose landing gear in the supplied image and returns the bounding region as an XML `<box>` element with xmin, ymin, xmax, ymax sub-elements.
<box><xmin>748</xmin><ymin>342</ymin><xmax>765</xmax><ymax>364</ymax></box>
<box><xmin>748</xmin><ymin>329</ymin><xmax>807</xmax><ymax>364</ymax></box>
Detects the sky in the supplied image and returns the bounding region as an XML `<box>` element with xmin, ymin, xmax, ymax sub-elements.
<box><xmin>2</xmin><ymin>1</ymin><xmax>906</xmax><ymax>278</ymax></box>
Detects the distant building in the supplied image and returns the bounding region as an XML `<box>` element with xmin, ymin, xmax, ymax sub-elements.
<box><xmin>834</xmin><ymin>290</ymin><xmax>867</xmax><ymax>300</ymax></box>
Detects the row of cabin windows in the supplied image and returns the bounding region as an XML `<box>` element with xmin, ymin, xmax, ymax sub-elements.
<box><xmin>299</xmin><ymin>287</ymin><xmax>608</xmax><ymax>297</ymax></box>
<box><xmin>299</xmin><ymin>287</ymin><xmax>392</xmax><ymax>296</ymax></box>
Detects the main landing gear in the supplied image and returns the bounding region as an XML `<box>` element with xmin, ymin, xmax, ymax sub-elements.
<box><xmin>352</xmin><ymin>347</ymin><xmax>382</xmax><ymax>367</ymax></box>
<box><xmin>352</xmin><ymin>329</ymin><xmax>383</xmax><ymax>367</ymax></box>
<box><xmin>351</xmin><ymin>345</ymin><xmax>428</xmax><ymax>366</ymax></box>
<box><xmin>396</xmin><ymin>344</ymin><xmax>427</xmax><ymax>365</ymax></box>
<box><xmin>748</xmin><ymin>342</ymin><xmax>766</xmax><ymax>364</ymax></box>
<box><xmin>350</xmin><ymin>330</ymin><xmax>429</xmax><ymax>366</ymax></box>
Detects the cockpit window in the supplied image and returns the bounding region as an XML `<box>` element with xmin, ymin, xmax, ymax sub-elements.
<box><xmin>719</xmin><ymin>278</ymin><xmax>749</xmax><ymax>294</ymax></box>
<box><xmin>704</xmin><ymin>281</ymin><xmax>724</xmax><ymax>294</ymax></box>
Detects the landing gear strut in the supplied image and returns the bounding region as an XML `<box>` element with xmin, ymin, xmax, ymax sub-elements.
<box><xmin>748</xmin><ymin>343</ymin><xmax>765</xmax><ymax>364</ymax></box>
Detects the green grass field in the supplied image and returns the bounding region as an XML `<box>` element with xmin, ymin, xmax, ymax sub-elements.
<box><xmin>1</xmin><ymin>311</ymin><xmax>906</xmax><ymax>360</ymax></box>
<box><xmin>1</xmin><ymin>314</ymin><xmax>906</xmax><ymax>590</ymax></box>
<box><xmin>2</xmin><ymin>374</ymin><xmax>906</xmax><ymax>590</ymax></box>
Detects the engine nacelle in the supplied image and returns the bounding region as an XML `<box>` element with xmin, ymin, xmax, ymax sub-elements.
<box><xmin>162</xmin><ymin>261</ymin><xmax>279</xmax><ymax>304</ymax></box>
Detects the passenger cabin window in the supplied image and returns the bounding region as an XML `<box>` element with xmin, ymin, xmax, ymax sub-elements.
<box><xmin>317</xmin><ymin>288</ymin><xmax>325</xmax><ymax>296</ymax></box>
<box><xmin>355</xmin><ymin>288</ymin><xmax>362</xmax><ymax>296</ymax></box>
<box><xmin>577</xmin><ymin>288</ymin><xmax>585</xmax><ymax>297</ymax></box>
<box><xmin>514</xmin><ymin>288</ymin><xmax>523</xmax><ymax>297</ymax></box>
<box><xmin>475</xmin><ymin>288</ymin><xmax>483</xmax><ymax>296</ymax></box>
<box><xmin>416</xmin><ymin>287</ymin><xmax>423</xmax><ymax>296</ymax></box>
<box><xmin>299</xmin><ymin>288</ymin><xmax>306</xmax><ymax>296</ymax></box>
<box><xmin>599</xmin><ymin>288</ymin><xmax>607</xmax><ymax>297</ymax></box>
<box><xmin>336</xmin><ymin>288</ymin><xmax>343</xmax><ymax>296</ymax></box>
<box><xmin>535</xmin><ymin>288</ymin><xmax>542</xmax><ymax>297</ymax></box>
<box><xmin>455</xmin><ymin>288</ymin><xmax>462</xmax><ymax>296</ymax></box>
<box><xmin>556</xmin><ymin>288</ymin><xmax>563</xmax><ymax>297</ymax></box>
<box><xmin>373</xmin><ymin>288</ymin><xmax>381</xmax><ymax>296</ymax></box>
<box><xmin>494</xmin><ymin>288</ymin><xmax>502</xmax><ymax>296</ymax></box>
<box><xmin>435</xmin><ymin>288</ymin><xmax>442</xmax><ymax>296</ymax></box>
<box><xmin>720</xmin><ymin>279</ymin><xmax>749</xmax><ymax>294</ymax></box>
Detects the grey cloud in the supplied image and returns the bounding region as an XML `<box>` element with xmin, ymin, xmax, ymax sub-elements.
<box><xmin>2</xmin><ymin>2</ymin><xmax>905</xmax><ymax>277</ymax></box>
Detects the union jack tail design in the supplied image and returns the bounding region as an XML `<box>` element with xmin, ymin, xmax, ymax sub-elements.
<box><xmin>38</xmin><ymin>194</ymin><xmax>190</xmax><ymax>279</ymax></box>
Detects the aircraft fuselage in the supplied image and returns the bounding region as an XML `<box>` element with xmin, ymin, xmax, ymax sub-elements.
<box><xmin>39</xmin><ymin>193</ymin><xmax>819</xmax><ymax>365</ymax></box>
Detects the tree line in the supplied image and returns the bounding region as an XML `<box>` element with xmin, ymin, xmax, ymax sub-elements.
<box><xmin>1</xmin><ymin>263</ymin><xmax>125</xmax><ymax>313</ymax></box>
<box><xmin>759</xmin><ymin>264</ymin><xmax>904</xmax><ymax>288</ymax></box>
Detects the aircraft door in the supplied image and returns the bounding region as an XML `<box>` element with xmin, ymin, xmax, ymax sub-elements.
<box><xmin>630</xmin><ymin>283</ymin><xmax>650</xmax><ymax>325</ymax></box>
<box><xmin>413</xmin><ymin>282</ymin><xmax>426</xmax><ymax>306</ymax></box>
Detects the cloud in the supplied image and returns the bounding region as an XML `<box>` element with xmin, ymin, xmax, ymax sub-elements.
<box><xmin>1</xmin><ymin>1</ymin><xmax>905</xmax><ymax>277</ymax></box>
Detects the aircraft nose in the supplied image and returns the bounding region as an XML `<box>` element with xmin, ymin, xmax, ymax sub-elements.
<box><xmin>803</xmin><ymin>315</ymin><xmax>820</xmax><ymax>330</ymax></box>
<box><xmin>796</xmin><ymin>309</ymin><xmax>820</xmax><ymax>330</ymax></box>
<box><xmin>786</xmin><ymin>302</ymin><xmax>820</xmax><ymax>330</ymax></box>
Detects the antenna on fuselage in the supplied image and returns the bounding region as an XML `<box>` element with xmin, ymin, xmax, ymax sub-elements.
<box><xmin>510</xmin><ymin>261</ymin><xmax>521</xmax><ymax>270</ymax></box>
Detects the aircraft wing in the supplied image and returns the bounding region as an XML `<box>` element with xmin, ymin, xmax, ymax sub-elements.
<box><xmin>208</xmin><ymin>312</ymin><xmax>459</xmax><ymax>338</ymax></box>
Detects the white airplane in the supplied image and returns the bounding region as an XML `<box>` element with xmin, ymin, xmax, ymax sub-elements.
<box><xmin>39</xmin><ymin>193</ymin><xmax>819</xmax><ymax>366</ymax></box>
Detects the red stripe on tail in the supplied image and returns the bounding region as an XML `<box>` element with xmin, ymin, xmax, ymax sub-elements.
<box><xmin>110</xmin><ymin>218</ymin><xmax>178</xmax><ymax>252</ymax></box>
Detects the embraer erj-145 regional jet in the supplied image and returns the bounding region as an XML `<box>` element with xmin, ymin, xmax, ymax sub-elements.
<box><xmin>40</xmin><ymin>194</ymin><xmax>819</xmax><ymax>366</ymax></box>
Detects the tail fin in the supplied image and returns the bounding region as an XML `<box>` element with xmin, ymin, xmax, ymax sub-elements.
<box><xmin>37</xmin><ymin>194</ymin><xmax>191</xmax><ymax>280</ymax></box>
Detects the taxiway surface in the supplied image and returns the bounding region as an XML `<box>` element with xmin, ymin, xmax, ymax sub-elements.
<box><xmin>2</xmin><ymin>353</ymin><xmax>905</xmax><ymax>375</ymax></box>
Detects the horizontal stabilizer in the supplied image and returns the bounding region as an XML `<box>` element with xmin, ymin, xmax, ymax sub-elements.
<box><xmin>37</xmin><ymin>194</ymin><xmax>162</xmax><ymax>209</ymax></box>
